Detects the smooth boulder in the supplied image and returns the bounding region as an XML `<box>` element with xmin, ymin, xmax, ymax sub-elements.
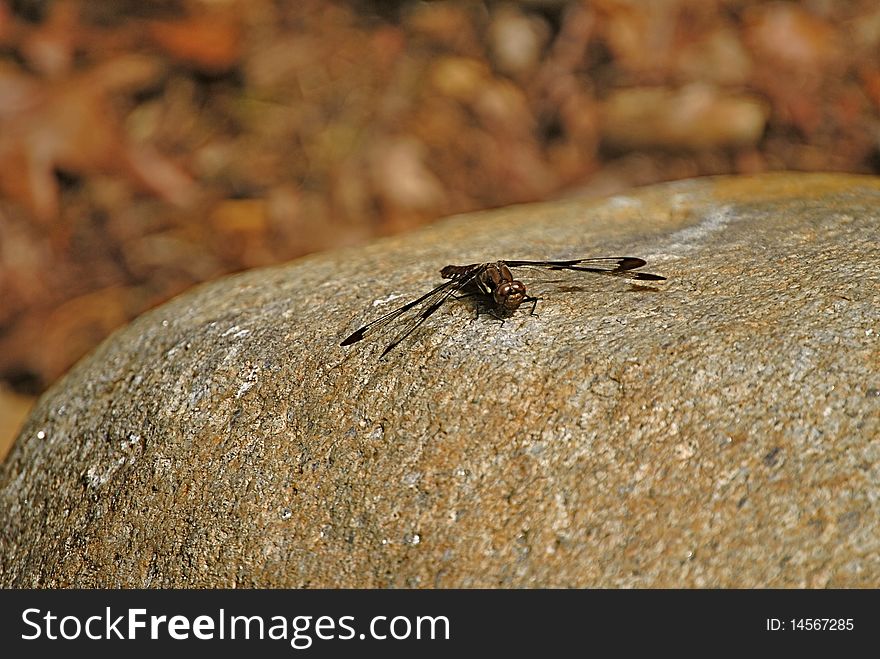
<box><xmin>1</xmin><ymin>172</ymin><xmax>878</xmax><ymax>587</ymax></box>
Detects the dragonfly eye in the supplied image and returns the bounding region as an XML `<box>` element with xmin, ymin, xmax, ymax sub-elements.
<box><xmin>496</xmin><ymin>281</ymin><xmax>526</xmax><ymax>309</ymax></box>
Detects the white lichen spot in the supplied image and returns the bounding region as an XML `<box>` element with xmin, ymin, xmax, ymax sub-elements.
<box><xmin>236</xmin><ymin>363</ymin><xmax>261</xmax><ymax>398</ymax></box>
<box><xmin>236</xmin><ymin>380</ymin><xmax>256</xmax><ymax>398</ymax></box>
<box><xmin>663</xmin><ymin>206</ymin><xmax>734</xmax><ymax>255</ymax></box>
<box><xmin>551</xmin><ymin>492</ymin><xmax>572</xmax><ymax>536</ymax></box>
<box><xmin>222</xmin><ymin>325</ymin><xmax>251</xmax><ymax>339</ymax></box>
<box><xmin>674</xmin><ymin>442</ymin><xmax>696</xmax><ymax>461</ymax></box>
<box><xmin>36</xmin><ymin>430</ymin><xmax>46</xmax><ymax>440</ymax></box>
<box><xmin>85</xmin><ymin>463</ymin><xmax>119</xmax><ymax>488</ymax></box>
<box><xmin>373</xmin><ymin>293</ymin><xmax>405</xmax><ymax>307</ymax></box>
<box><xmin>402</xmin><ymin>471</ymin><xmax>422</xmax><ymax>487</ymax></box>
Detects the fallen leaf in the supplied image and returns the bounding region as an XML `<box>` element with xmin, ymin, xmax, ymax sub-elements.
<box><xmin>0</xmin><ymin>55</ymin><xmax>197</xmax><ymax>220</ymax></box>
<box><xmin>147</xmin><ymin>12</ymin><xmax>242</xmax><ymax>74</ymax></box>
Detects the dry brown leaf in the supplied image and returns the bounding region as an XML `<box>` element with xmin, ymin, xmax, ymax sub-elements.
<box><xmin>147</xmin><ymin>12</ymin><xmax>242</xmax><ymax>74</ymax></box>
<box><xmin>0</xmin><ymin>55</ymin><xmax>197</xmax><ymax>220</ymax></box>
<box><xmin>0</xmin><ymin>382</ymin><xmax>34</xmax><ymax>462</ymax></box>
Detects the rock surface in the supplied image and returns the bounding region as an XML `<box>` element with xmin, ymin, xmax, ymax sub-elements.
<box><xmin>1</xmin><ymin>173</ymin><xmax>878</xmax><ymax>587</ymax></box>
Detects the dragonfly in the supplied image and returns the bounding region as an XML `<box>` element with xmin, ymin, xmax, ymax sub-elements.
<box><xmin>340</xmin><ymin>257</ymin><xmax>665</xmax><ymax>357</ymax></box>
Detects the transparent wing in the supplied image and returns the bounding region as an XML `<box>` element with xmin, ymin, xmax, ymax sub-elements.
<box><xmin>502</xmin><ymin>257</ymin><xmax>665</xmax><ymax>281</ymax></box>
<box><xmin>340</xmin><ymin>264</ymin><xmax>488</xmax><ymax>357</ymax></box>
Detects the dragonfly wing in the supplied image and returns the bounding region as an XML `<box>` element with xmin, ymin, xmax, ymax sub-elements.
<box><xmin>503</xmin><ymin>257</ymin><xmax>665</xmax><ymax>281</ymax></box>
<box><xmin>376</xmin><ymin>279</ymin><xmax>471</xmax><ymax>356</ymax></box>
<box><xmin>340</xmin><ymin>279</ymin><xmax>457</xmax><ymax>346</ymax></box>
<box><xmin>340</xmin><ymin>264</ymin><xmax>488</xmax><ymax>355</ymax></box>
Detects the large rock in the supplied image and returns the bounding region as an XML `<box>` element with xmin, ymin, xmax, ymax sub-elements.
<box><xmin>1</xmin><ymin>173</ymin><xmax>878</xmax><ymax>587</ymax></box>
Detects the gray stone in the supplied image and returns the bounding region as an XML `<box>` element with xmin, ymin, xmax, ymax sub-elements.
<box><xmin>1</xmin><ymin>172</ymin><xmax>878</xmax><ymax>587</ymax></box>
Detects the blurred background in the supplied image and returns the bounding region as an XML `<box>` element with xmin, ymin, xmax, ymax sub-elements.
<box><xmin>1</xmin><ymin>0</ymin><xmax>879</xmax><ymax>459</ymax></box>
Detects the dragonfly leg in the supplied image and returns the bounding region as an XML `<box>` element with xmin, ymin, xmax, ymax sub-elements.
<box><xmin>485</xmin><ymin>308</ymin><xmax>508</xmax><ymax>327</ymax></box>
<box><xmin>451</xmin><ymin>291</ymin><xmax>484</xmax><ymax>321</ymax></box>
<box><xmin>525</xmin><ymin>296</ymin><xmax>541</xmax><ymax>317</ymax></box>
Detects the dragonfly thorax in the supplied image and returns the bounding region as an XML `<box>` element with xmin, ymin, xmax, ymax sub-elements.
<box><xmin>479</xmin><ymin>262</ymin><xmax>528</xmax><ymax>312</ymax></box>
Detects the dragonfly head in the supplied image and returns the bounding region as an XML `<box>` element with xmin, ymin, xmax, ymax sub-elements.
<box><xmin>494</xmin><ymin>280</ymin><xmax>526</xmax><ymax>312</ymax></box>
